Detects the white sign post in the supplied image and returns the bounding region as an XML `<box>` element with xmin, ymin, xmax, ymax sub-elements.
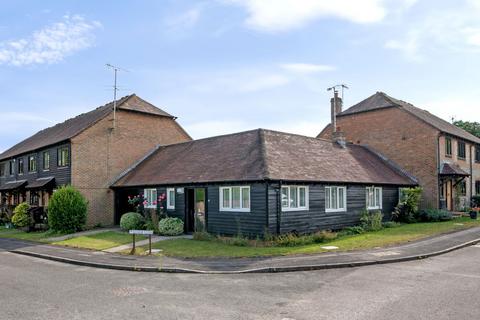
<box><xmin>129</xmin><ymin>230</ymin><xmax>154</xmax><ymax>255</ymax></box>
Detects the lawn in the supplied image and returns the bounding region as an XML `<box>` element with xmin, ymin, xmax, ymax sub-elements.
<box><xmin>134</xmin><ymin>217</ymin><xmax>480</xmax><ymax>258</ymax></box>
<box><xmin>52</xmin><ymin>231</ymin><xmax>146</xmax><ymax>251</ymax></box>
<box><xmin>0</xmin><ymin>227</ymin><xmax>60</xmax><ymax>242</ymax></box>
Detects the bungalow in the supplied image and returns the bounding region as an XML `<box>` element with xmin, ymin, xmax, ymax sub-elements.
<box><xmin>111</xmin><ymin>129</ymin><xmax>417</xmax><ymax>236</ymax></box>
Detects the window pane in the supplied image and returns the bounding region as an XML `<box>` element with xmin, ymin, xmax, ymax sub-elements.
<box><xmin>241</xmin><ymin>187</ymin><xmax>250</xmax><ymax>209</ymax></box>
<box><xmin>232</xmin><ymin>187</ymin><xmax>241</xmax><ymax>209</ymax></box>
<box><xmin>290</xmin><ymin>186</ymin><xmax>298</xmax><ymax>208</ymax></box>
<box><xmin>222</xmin><ymin>188</ymin><xmax>230</xmax><ymax>208</ymax></box>
<box><xmin>325</xmin><ymin>187</ymin><xmax>331</xmax><ymax>209</ymax></box>
<box><xmin>338</xmin><ymin>188</ymin><xmax>344</xmax><ymax>209</ymax></box>
<box><xmin>299</xmin><ymin>187</ymin><xmax>306</xmax><ymax>207</ymax></box>
<box><xmin>281</xmin><ymin>187</ymin><xmax>289</xmax><ymax>208</ymax></box>
<box><xmin>375</xmin><ymin>188</ymin><xmax>380</xmax><ymax>207</ymax></box>
<box><xmin>331</xmin><ymin>187</ymin><xmax>338</xmax><ymax>209</ymax></box>
<box><xmin>168</xmin><ymin>190</ymin><xmax>175</xmax><ymax>207</ymax></box>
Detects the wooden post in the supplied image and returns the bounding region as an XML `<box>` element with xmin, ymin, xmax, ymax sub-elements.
<box><xmin>149</xmin><ymin>234</ymin><xmax>152</xmax><ymax>255</ymax></box>
<box><xmin>130</xmin><ymin>234</ymin><xmax>136</xmax><ymax>255</ymax></box>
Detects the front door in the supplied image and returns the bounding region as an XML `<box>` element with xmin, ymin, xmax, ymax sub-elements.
<box><xmin>185</xmin><ymin>188</ymin><xmax>207</xmax><ymax>233</ymax></box>
<box><xmin>446</xmin><ymin>180</ymin><xmax>453</xmax><ymax>211</ymax></box>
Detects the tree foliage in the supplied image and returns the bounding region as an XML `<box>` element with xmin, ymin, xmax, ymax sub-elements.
<box><xmin>453</xmin><ymin>120</ymin><xmax>480</xmax><ymax>138</ymax></box>
<box><xmin>48</xmin><ymin>186</ymin><xmax>88</xmax><ymax>233</ymax></box>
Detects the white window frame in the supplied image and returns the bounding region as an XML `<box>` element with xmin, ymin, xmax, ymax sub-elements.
<box><xmin>281</xmin><ymin>186</ymin><xmax>309</xmax><ymax>212</ymax></box>
<box><xmin>167</xmin><ymin>188</ymin><xmax>175</xmax><ymax>210</ymax></box>
<box><xmin>219</xmin><ymin>186</ymin><xmax>251</xmax><ymax>212</ymax></box>
<box><xmin>143</xmin><ymin>188</ymin><xmax>157</xmax><ymax>209</ymax></box>
<box><xmin>325</xmin><ymin>186</ymin><xmax>347</xmax><ymax>213</ymax></box>
<box><xmin>366</xmin><ymin>186</ymin><xmax>383</xmax><ymax>210</ymax></box>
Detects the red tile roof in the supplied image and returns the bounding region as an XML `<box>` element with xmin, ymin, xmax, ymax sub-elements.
<box><xmin>112</xmin><ymin>129</ymin><xmax>417</xmax><ymax>187</ymax></box>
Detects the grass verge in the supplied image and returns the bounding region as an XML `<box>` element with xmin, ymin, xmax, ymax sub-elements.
<box><xmin>52</xmin><ymin>231</ymin><xmax>146</xmax><ymax>251</ymax></box>
<box><xmin>133</xmin><ymin>217</ymin><xmax>480</xmax><ymax>258</ymax></box>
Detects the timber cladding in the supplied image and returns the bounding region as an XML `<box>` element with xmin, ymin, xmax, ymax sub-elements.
<box><xmin>71</xmin><ymin>107</ymin><xmax>191</xmax><ymax>226</ymax></box>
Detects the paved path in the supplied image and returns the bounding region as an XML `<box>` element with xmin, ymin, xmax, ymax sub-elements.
<box><xmin>1</xmin><ymin>227</ymin><xmax>480</xmax><ymax>273</ymax></box>
<box><xmin>2</xmin><ymin>242</ymin><xmax>480</xmax><ymax>319</ymax></box>
<box><xmin>46</xmin><ymin>227</ymin><xmax>121</xmax><ymax>242</ymax></box>
<box><xmin>103</xmin><ymin>234</ymin><xmax>193</xmax><ymax>253</ymax></box>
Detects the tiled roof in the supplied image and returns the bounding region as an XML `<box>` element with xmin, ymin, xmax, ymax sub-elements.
<box><xmin>112</xmin><ymin>129</ymin><xmax>417</xmax><ymax>187</ymax></box>
<box><xmin>439</xmin><ymin>163</ymin><xmax>470</xmax><ymax>176</ymax></box>
<box><xmin>0</xmin><ymin>94</ymin><xmax>175</xmax><ymax>161</ymax></box>
<box><xmin>338</xmin><ymin>92</ymin><xmax>480</xmax><ymax>144</ymax></box>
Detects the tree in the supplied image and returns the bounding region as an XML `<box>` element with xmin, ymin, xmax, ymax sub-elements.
<box><xmin>453</xmin><ymin>120</ymin><xmax>480</xmax><ymax>138</ymax></box>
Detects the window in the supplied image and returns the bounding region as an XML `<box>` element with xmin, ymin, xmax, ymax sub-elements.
<box><xmin>167</xmin><ymin>188</ymin><xmax>175</xmax><ymax>210</ymax></box>
<box><xmin>476</xmin><ymin>181</ymin><xmax>480</xmax><ymax>195</ymax></box>
<box><xmin>366</xmin><ymin>186</ymin><xmax>382</xmax><ymax>210</ymax></box>
<box><xmin>143</xmin><ymin>189</ymin><xmax>157</xmax><ymax>209</ymax></box>
<box><xmin>43</xmin><ymin>152</ymin><xmax>50</xmax><ymax>170</ymax></box>
<box><xmin>28</xmin><ymin>155</ymin><xmax>36</xmax><ymax>172</ymax></box>
<box><xmin>445</xmin><ymin>137</ymin><xmax>452</xmax><ymax>156</ymax></box>
<box><xmin>458</xmin><ymin>141</ymin><xmax>466</xmax><ymax>159</ymax></box>
<box><xmin>57</xmin><ymin>147</ymin><xmax>69</xmax><ymax>167</ymax></box>
<box><xmin>219</xmin><ymin>186</ymin><xmax>250</xmax><ymax>212</ymax></box>
<box><xmin>325</xmin><ymin>186</ymin><xmax>347</xmax><ymax>212</ymax></box>
<box><xmin>281</xmin><ymin>186</ymin><xmax>309</xmax><ymax>211</ymax></box>
<box><xmin>9</xmin><ymin>161</ymin><xmax>14</xmax><ymax>176</ymax></box>
<box><xmin>476</xmin><ymin>145</ymin><xmax>480</xmax><ymax>163</ymax></box>
<box><xmin>0</xmin><ymin>163</ymin><xmax>5</xmax><ymax>177</ymax></box>
<box><xmin>17</xmin><ymin>158</ymin><xmax>24</xmax><ymax>175</ymax></box>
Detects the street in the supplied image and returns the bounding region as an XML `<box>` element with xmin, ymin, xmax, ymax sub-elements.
<box><xmin>1</xmin><ymin>246</ymin><xmax>480</xmax><ymax>320</ymax></box>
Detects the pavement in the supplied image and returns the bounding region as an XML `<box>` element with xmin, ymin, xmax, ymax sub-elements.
<box><xmin>46</xmin><ymin>227</ymin><xmax>121</xmax><ymax>242</ymax></box>
<box><xmin>1</xmin><ymin>227</ymin><xmax>480</xmax><ymax>273</ymax></box>
<box><xmin>2</xmin><ymin>242</ymin><xmax>480</xmax><ymax>319</ymax></box>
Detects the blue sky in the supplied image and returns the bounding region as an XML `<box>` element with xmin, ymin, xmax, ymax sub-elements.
<box><xmin>1</xmin><ymin>0</ymin><xmax>479</xmax><ymax>152</ymax></box>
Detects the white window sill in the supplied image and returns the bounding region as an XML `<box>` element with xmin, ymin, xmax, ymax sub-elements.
<box><xmin>367</xmin><ymin>207</ymin><xmax>382</xmax><ymax>210</ymax></box>
<box><xmin>326</xmin><ymin>208</ymin><xmax>347</xmax><ymax>213</ymax></box>
<box><xmin>220</xmin><ymin>208</ymin><xmax>251</xmax><ymax>213</ymax></box>
<box><xmin>282</xmin><ymin>207</ymin><xmax>309</xmax><ymax>212</ymax></box>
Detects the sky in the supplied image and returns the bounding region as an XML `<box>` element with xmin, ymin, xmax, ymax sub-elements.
<box><xmin>0</xmin><ymin>0</ymin><xmax>479</xmax><ymax>153</ymax></box>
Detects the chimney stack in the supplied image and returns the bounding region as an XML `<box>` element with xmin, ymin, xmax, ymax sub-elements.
<box><xmin>330</xmin><ymin>90</ymin><xmax>346</xmax><ymax>148</ymax></box>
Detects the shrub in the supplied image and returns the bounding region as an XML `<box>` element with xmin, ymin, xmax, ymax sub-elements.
<box><xmin>144</xmin><ymin>219</ymin><xmax>159</xmax><ymax>233</ymax></box>
<box><xmin>48</xmin><ymin>186</ymin><xmax>88</xmax><ymax>233</ymax></box>
<box><xmin>273</xmin><ymin>230</ymin><xmax>337</xmax><ymax>247</ymax></box>
<box><xmin>120</xmin><ymin>212</ymin><xmax>145</xmax><ymax>231</ymax></box>
<box><xmin>311</xmin><ymin>230</ymin><xmax>337</xmax><ymax>243</ymax></box>
<box><xmin>342</xmin><ymin>226</ymin><xmax>365</xmax><ymax>235</ymax></box>
<box><xmin>158</xmin><ymin>217</ymin><xmax>184</xmax><ymax>236</ymax></box>
<box><xmin>274</xmin><ymin>233</ymin><xmax>306</xmax><ymax>247</ymax></box>
<box><xmin>383</xmin><ymin>221</ymin><xmax>401</xmax><ymax>228</ymax></box>
<box><xmin>12</xmin><ymin>202</ymin><xmax>30</xmax><ymax>228</ymax></box>
<box><xmin>418</xmin><ymin>209</ymin><xmax>453</xmax><ymax>222</ymax></box>
<box><xmin>193</xmin><ymin>231</ymin><xmax>215</xmax><ymax>241</ymax></box>
<box><xmin>360</xmin><ymin>209</ymin><xmax>384</xmax><ymax>231</ymax></box>
<box><xmin>472</xmin><ymin>195</ymin><xmax>480</xmax><ymax>208</ymax></box>
<box><xmin>392</xmin><ymin>187</ymin><xmax>423</xmax><ymax>223</ymax></box>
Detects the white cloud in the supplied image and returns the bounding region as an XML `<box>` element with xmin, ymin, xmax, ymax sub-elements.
<box><xmin>385</xmin><ymin>1</ymin><xmax>480</xmax><ymax>60</ymax></box>
<box><xmin>165</xmin><ymin>8</ymin><xmax>201</xmax><ymax>30</ymax></box>
<box><xmin>221</xmin><ymin>0</ymin><xmax>388</xmax><ymax>32</ymax></box>
<box><xmin>281</xmin><ymin>63</ymin><xmax>335</xmax><ymax>74</ymax></box>
<box><xmin>0</xmin><ymin>15</ymin><xmax>101</xmax><ymax>66</ymax></box>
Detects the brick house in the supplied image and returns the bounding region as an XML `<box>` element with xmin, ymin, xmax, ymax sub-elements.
<box><xmin>0</xmin><ymin>94</ymin><xmax>191</xmax><ymax>225</ymax></box>
<box><xmin>318</xmin><ymin>91</ymin><xmax>480</xmax><ymax>210</ymax></box>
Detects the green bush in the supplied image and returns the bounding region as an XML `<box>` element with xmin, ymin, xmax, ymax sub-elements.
<box><xmin>48</xmin><ymin>186</ymin><xmax>88</xmax><ymax>233</ymax></box>
<box><xmin>342</xmin><ymin>226</ymin><xmax>365</xmax><ymax>235</ymax></box>
<box><xmin>273</xmin><ymin>230</ymin><xmax>337</xmax><ymax>247</ymax></box>
<box><xmin>360</xmin><ymin>209</ymin><xmax>384</xmax><ymax>231</ymax></box>
<box><xmin>12</xmin><ymin>202</ymin><xmax>30</xmax><ymax>228</ymax></box>
<box><xmin>193</xmin><ymin>231</ymin><xmax>216</xmax><ymax>241</ymax></box>
<box><xmin>120</xmin><ymin>212</ymin><xmax>145</xmax><ymax>231</ymax></box>
<box><xmin>311</xmin><ymin>230</ymin><xmax>337</xmax><ymax>243</ymax></box>
<box><xmin>392</xmin><ymin>187</ymin><xmax>423</xmax><ymax>223</ymax></box>
<box><xmin>472</xmin><ymin>196</ymin><xmax>480</xmax><ymax>208</ymax></box>
<box><xmin>418</xmin><ymin>209</ymin><xmax>453</xmax><ymax>222</ymax></box>
<box><xmin>144</xmin><ymin>219</ymin><xmax>159</xmax><ymax>233</ymax></box>
<box><xmin>158</xmin><ymin>217</ymin><xmax>184</xmax><ymax>236</ymax></box>
<box><xmin>383</xmin><ymin>221</ymin><xmax>401</xmax><ymax>228</ymax></box>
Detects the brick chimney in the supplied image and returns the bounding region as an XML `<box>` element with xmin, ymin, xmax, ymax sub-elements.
<box><xmin>331</xmin><ymin>90</ymin><xmax>346</xmax><ymax>147</ymax></box>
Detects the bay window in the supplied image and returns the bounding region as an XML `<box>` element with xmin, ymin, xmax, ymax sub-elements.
<box><xmin>281</xmin><ymin>186</ymin><xmax>308</xmax><ymax>211</ymax></box>
<box><xmin>220</xmin><ymin>186</ymin><xmax>250</xmax><ymax>212</ymax></box>
<box><xmin>325</xmin><ymin>186</ymin><xmax>347</xmax><ymax>212</ymax></box>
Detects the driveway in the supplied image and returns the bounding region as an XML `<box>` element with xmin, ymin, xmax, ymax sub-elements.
<box><xmin>1</xmin><ymin>244</ymin><xmax>480</xmax><ymax>319</ymax></box>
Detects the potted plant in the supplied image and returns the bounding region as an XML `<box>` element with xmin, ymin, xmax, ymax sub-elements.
<box><xmin>470</xmin><ymin>207</ymin><xmax>480</xmax><ymax>220</ymax></box>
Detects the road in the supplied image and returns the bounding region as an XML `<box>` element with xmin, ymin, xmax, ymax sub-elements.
<box><xmin>1</xmin><ymin>245</ymin><xmax>480</xmax><ymax>320</ymax></box>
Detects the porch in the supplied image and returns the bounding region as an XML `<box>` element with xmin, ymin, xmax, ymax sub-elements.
<box><xmin>439</xmin><ymin>163</ymin><xmax>470</xmax><ymax>211</ymax></box>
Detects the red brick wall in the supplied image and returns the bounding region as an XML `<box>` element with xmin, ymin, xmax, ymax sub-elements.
<box><xmin>71</xmin><ymin>100</ymin><xmax>191</xmax><ymax>226</ymax></box>
<box><xmin>319</xmin><ymin>107</ymin><xmax>440</xmax><ymax>209</ymax></box>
